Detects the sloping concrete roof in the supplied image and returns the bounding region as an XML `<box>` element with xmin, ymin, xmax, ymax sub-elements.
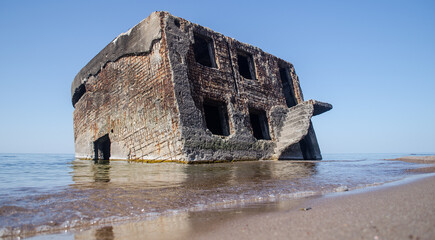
<box><xmin>71</xmin><ymin>11</ymin><xmax>163</xmax><ymax>103</ymax></box>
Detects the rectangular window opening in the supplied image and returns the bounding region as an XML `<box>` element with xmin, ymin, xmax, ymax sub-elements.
<box><xmin>203</xmin><ymin>100</ymin><xmax>230</xmax><ymax>136</ymax></box>
<box><xmin>249</xmin><ymin>109</ymin><xmax>271</xmax><ymax>140</ymax></box>
<box><xmin>237</xmin><ymin>50</ymin><xmax>256</xmax><ymax>80</ymax></box>
<box><xmin>279</xmin><ymin>66</ymin><xmax>297</xmax><ymax>108</ymax></box>
<box><xmin>94</xmin><ymin>134</ymin><xmax>111</xmax><ymax>160</ymax></box>
<box><xmin>193</xmin><ymin>33</ymin><xmax>216</xmax><ymax>68</ymax></box>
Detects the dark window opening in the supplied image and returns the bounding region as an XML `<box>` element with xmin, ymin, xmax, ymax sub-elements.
<box><xmin>279</xmin><ymin>66</ymin><xmax>297</xmax><ymax>108</ymax></box>
<box><xmin>72</xmin><ymin>83</ymin><xmax>86</xmax><ymax>107</ymax></box>
<box><xmin>94</xmin><ymin>134</ymin><xmax>111</xmax><ymax>161</ymax></box>
<box><xmin>203</xmin><ymin>101</ymin><xmax>230</xmax><ymax>136</ymax></box>
<box><xmin>193</xmin><ymin>33</ymin><xmax>216</xmax><ymax>68</ymax></box>
<box><xmin>249</xmin><ymin>109</ymin><xmax>271</xmax><ymax>140</ymax></box>
<box><xmin>237</xmin><ymin>51</ymin><xmax>256</xmax><ymax>79</ymax></box>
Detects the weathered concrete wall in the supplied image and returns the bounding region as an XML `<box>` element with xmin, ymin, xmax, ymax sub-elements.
<box><xmin>73</xmin><ymin>12</ymin><xmax>184</xmax><ymax>161</ymax></box>
<box><xmin>72</xmin><ymin>12</ymin><xmax>162</xmax><ymax>104</ymax></box>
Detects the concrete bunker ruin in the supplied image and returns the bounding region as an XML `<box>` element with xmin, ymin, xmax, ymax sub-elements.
<box><xmin>71</xmin><ymin>11</ymin><xmax>332</xmax><ymax>163</ymax></box>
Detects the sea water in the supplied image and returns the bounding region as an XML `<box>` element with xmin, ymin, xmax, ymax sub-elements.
<box><xmin>0</xmin><ymin>153</ymin><xmax>432</xmax><ymax>239</ymax></box>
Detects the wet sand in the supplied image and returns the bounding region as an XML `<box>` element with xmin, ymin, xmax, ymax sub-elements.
<box><xmin>388</xmin><ymin>155</ymin><xmax>435</xmax><ymax>173</ymax></box>
<box><xmin>387</xmin><ymin>155</ymin><xmax>435</xmax><ymax>164</ymax></box>
<box><xmin>186</xmin><ymin>156</ymin><xmax>435</xmax><ymax>240</ymax></box>
<box><xmin>188</xmin><ymin>174</ymin><xmax>435</xmax><ymax>240</ymax></box>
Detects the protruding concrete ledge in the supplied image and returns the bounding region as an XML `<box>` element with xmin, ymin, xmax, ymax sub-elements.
<box><xmin>307</xmin><ymin>99</ymin><xmax>333</xmax><ymax>116</ymax></box>
<box><xmin>273</xmin><ymin>99</ymin><xmax>332</xmax><ymax>160</ymax></box>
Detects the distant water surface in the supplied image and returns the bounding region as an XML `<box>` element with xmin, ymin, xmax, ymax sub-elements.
<box><xmin>0</xmin><ymin>153</ymin><xmax>432</xmax><ymax>239</ymax></box>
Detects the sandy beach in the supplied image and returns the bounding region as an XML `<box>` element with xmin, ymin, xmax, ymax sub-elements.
<box><xmin>185</xmin><ymin>157</ymin><xmax>435</xmax><ymax>240</ymax></box>
<box><xmin>187</xmin><ymin>175</ymin><xmax>435</xmax><ymax>240</ymax></box>
<box><xmin>387</xmin><ymin>155</ymin><xmax>435</xmax><ymax>164</ymax></box>
<box><xmin>388</xmin><ymin>156</ymin><xmax>435</xmax><ymax>173</ymax></box>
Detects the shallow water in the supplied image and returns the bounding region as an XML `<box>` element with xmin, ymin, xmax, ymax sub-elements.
<box><xmin>0</xmin><ymin>153</ymin><xmax>432</xmax><ymax>239</ymax></box>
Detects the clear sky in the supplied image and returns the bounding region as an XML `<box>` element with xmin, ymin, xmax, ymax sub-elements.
<box><xmin>0</xmin><ymin>0</ymin><xmax>434</xmax><ymax>154</ymax></box>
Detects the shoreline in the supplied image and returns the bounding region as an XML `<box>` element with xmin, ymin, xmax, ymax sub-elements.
<box><xmin>187</xmin><ymin>173</ymin><xmax>435</xmax><ymax>240</ymax></box>
<box><xmin>27</xmin><ymin>156</ymin><xmax>435</xmax><ymax>240</ymax></box>
<box><xmin>185</xmin><ymin>156</ymin><xmax>435</xmax><ymax>240</ymax></box>
<box><xmin>387</xmin><ymin>155</ymin><xmax>435</xmax><ymax>173</ymax></box>
<box><xmin>386</xmin><ymin>155</ymin><xmax>435</xmax><ymax>164</ymax></box>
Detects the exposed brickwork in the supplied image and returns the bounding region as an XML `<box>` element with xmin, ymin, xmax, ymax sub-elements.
<box><xmin>73</xmin><ymin>22</ymin><xmax>183</xmax><ymax>160</ymax></box>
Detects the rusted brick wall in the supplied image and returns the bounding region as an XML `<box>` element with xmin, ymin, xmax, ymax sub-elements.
<box><xmin>73</xmin><ymin>30</ymin><xmax>182</xmax><ymax>160</ymax></box>
<box><xmin>186</xmin><ymin>25</ymin><xmax>304</xmax><ymax>142</ymax></box>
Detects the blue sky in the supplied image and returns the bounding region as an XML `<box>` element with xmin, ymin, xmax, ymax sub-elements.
<box><xmin>0</xmin><ymin>0</ymin><xmax>434</xmax><ymax>154</ymax></box>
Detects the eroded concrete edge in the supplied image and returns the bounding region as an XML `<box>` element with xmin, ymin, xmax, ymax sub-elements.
<box><xmin>71</xmin><ymin>11</ymin><xmax>163</xmax><ymax>104</ymax></box>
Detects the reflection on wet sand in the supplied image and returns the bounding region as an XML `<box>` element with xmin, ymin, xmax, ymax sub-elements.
<box><xmin>67</xmin><ymin>160</ymin><xmax>318</xmax><ymax>239</ymax></box>
<box><xmin>94</xmin><ymin>226</ymin><xmax>114</xmax><ymax>240</ymax></box>
<box><xmin>73</xmin><ymin>197</ymin><xmax>312</xmax><ymax>240</ymax></box>
<box><xmin>73</xmin><ymin>226</ymin><xmax>115</xmax><ymax>240</ymax></box>
<box><xmin>74</xmin><ymin>212</ymin><xmax>190</xmax><ymax>240</ymax></box>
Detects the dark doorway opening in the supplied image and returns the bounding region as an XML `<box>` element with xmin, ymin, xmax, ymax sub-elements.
<box><xmin>279</xmin><ymin>66</ymin><xmax>297</xmax><ymax>108</ymax></box>
<box><xmin>203</xmin><ymin>100</ymin><xmax>230</xmax><ymax>136</ymax></box>
<box><xmin>193</xmin><ymin>33</ymin><xmax>216</xmax><ymax>68</ymax></box>
<box><xmin>94</xmin><ymin>134</ymin><xmax>111</xmax><ymax>161</ymax></box>
<box><xmin>237</xmin><ymin>51</ymin><xmax>256</xmax><ymax>79</ymax></box>
<box><xmin>249</xmin><ymin>109</ymin><xmax>271</xmax><ymax>140</ymax></box>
